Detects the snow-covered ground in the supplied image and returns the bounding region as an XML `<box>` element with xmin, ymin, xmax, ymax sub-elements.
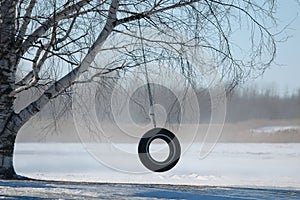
<box><xmin>250</xmin><ymin>126</ymin><xmax>300</xmax><ymax>134</ymax></box>
<box><xmin>1</xmin><ymin>179</ymin><xmax>300</xmax><ymax>199</ymax></box>
<box><xmin>13</xmin><ymin>142</ymin><xmax>300</xmax><ymax>190</ymax></box>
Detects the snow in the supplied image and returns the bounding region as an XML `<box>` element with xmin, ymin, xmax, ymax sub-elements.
<box><xmin>250</xmin><ymin>126</ymin><xmax>300</xmax><ymax>133</ymax></box>
<box><xmin>13</xmin><ymin>142</ymin><xmax>300</xmax><ymax>190</ymax></box>
<box><xmin>1</xmin><ymin>179</ymin><xmax>299</xmax><ymax>199</ymax></box>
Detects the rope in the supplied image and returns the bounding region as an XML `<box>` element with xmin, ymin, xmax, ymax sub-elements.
<box><xmin>138</xmin><ymin>20</ymin><xmax>157</xmax><ymax>128</ymax></box>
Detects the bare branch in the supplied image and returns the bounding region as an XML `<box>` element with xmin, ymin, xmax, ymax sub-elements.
<box><xmin>16</xmin><ymin>0</ymin><xmax>37</xmax><ymax>45</ymax></box>
<box><xmin>13</xmin><ymin>0</ymin><xmax>120</xmax><ymax>129</ymax></box>
<box><xmin>116</xmin><ymin>0</ymin><xmax>202</xmax><ymax>26</ymax></box>
<box><xmin>17</xmin><ymin>0</ymin><xmax>95</xmax><ymax>58</ymax></box>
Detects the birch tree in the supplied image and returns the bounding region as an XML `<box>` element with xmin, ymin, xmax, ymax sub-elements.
<box><xmin>0</xmin><ymin>0</ymin><xmax>279</xmax><ymax>179</ymax></box>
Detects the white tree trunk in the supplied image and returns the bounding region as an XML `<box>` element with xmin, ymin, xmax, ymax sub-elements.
<box><xmin>0</xmin><ymin>0</ymin><xmax>18</xmax><ymax>179</ymax></box>
<box><xmin>0</xmin><ymin>128</ymin><xmax>17</xmax><ymax>179</ymax></box>
<box><xmin>0</xmin><ymin>59</ymin><xmax>18</xmax><ymax>179</ymax></box>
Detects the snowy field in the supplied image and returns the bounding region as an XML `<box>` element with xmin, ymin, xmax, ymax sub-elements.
<box><xmin>0</xmin><ymin>142</ymin><xmax>299</xmax><ymax>199</ymax></box>
<box><xmin>13</xmin><ymin>142</ymin><xmax>300</xmax><ymax>189</ymax></box>
<box><xmin>13</xmin><ymin>142</ymin><xmax>300</xmax><ymax>188</ymax></box>
<box><xmin>250</xmin><ymin>126</ymin><xmax>300</xmax><ymax>134</ymax></box>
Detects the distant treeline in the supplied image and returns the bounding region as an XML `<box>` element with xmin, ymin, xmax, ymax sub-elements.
<box><xmin>18</xmin><ymin>84</ymin><xmax>300</xmax><ymax>123</ymax></box>
<box><xmin>224</xmin><ymin>87</ymin><xmax>300</xmax><ymax>122</ymax></box>
<box><xmin>94</xmin><ymin>84</ymin><xmax>300</xmax><ymax>123</ymax></box>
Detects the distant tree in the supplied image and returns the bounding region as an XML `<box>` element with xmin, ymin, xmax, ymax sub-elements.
<box><xmin>0</xmin><ymin>0</ymin><xmax>280</xmax><ymax>179</ymax></box>
<box><xmin>224</xmin><ymin>85</ymin><xmax>300</xmax><ymax>121</ymax></box>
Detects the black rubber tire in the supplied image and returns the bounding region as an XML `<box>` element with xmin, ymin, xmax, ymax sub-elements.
<box><xmin>138</xmin><ymin>128</ymin><xmax>181</xmax><ymax>172</ymax></box>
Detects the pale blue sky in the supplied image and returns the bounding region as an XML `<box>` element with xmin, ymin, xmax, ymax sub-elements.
<box><xmin>253</xmin><ymin>1</ymin><xmax>300</xmax><ymax>95</ymax></box>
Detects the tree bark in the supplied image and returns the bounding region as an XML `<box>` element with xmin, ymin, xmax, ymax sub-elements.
<box><xmin>0</xmin><ymin>0</ymin><xmax>19</xmax><ymax>179</ymax></box>
<box><xmin>0</xmin><ymin>54</ymin><xmax>18</xmax><ymax>179</ymax></box>
<box><xmin>0</xmin><ymin>128</ymin><xmax>17</xmax><ymax>179</ymax></box>
<box><xmin>0</xmin><ymin>57</ymin><xmax>18</xmax><ymax>179</ymax></box>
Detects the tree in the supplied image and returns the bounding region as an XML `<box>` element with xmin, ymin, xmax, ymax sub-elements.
<box><xmin>0</xmin><ymin>0</ymin><xmax>279</xmax><ymax>179</ymax></box>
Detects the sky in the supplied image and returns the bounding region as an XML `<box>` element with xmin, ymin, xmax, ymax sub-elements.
<box><xmin>252</xmin><ymin>1</ymin><xmax>300</xmax><ymax>95</ymax></box>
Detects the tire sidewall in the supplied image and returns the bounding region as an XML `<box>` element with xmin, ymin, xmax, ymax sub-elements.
<box><xmin>138</xmin><ymin>128</ymin><xmax>181</xmax><ymax>172</ymax></box>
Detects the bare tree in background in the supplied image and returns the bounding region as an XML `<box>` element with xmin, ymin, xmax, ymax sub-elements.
<box><xmin>0</xmin><ymin>0</ymin><xmax>280</xmax><ymax>179</ymax></box>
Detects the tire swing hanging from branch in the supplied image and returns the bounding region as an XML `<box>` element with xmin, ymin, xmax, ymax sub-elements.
<box><xmin>137</xmin><ymin>21</ymin><xmax>181</xmax><ymax>172</ymax></box>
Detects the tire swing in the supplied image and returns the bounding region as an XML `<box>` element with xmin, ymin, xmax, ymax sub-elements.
<box><xmin>138</xmin><ymin>128</ymin><xmax>181</xmax><ymax>172</ymax></box>
<box><xmin>137</xmin><ymin>21</ymin><xmax>181</xmax><ymax>172</ymax></box>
